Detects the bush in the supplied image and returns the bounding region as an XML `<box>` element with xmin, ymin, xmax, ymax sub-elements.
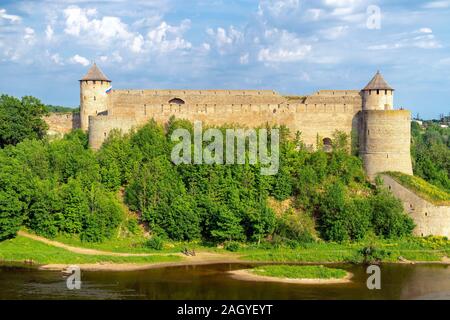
<box><xmin>224</xmin><ymin>241</ymin><xmax>240</xmax><ymax>252</ymax></box>
<box><xmin>146</xmin><ymin>236</ymin><xmax>164</xmax><ymax>250</ymax></box>
<box><xmin>356</xmin><ymin>246</ymin><xmax>391</xmax><ymax>264</ymax></box>
<box><xmin>370</xmin><ymin>190</ymin><xmax>415</xmax><ymax>239</ymax></box>
<box><xmin>126</xmin><ymin>218</ymin><xmax>140</xmax><ymax>235</ymax></box>
<box><xmin>274</xmin><ymin>209</ymin><xmax>315</xmax><ymax>244</ymax></box>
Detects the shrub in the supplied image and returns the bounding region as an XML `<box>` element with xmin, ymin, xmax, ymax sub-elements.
<box><xmin>356</xmin><ymin>245</ymin><xmax>391</xmax><ymax>264</ymax></box>
<box><xmin>146</xmin><ymin>236</ymin><xmax>164</xmax><ymax>250</ymax></box>
<box><xmin>370</xmin><ymin>190</ymin><xmax>415</xmax><ymax>239</ymax></box>
<box><xmin>224</xmin><ymin>241</ymin><xmax>240</xmax><ymax>252</ymax></box>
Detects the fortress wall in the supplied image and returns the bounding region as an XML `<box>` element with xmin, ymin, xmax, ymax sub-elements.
<box><xmin>360</xmin><ymin>110</ymin><xmax>413</xmax><ymax>178</ymax></box>
<box><xmin>45</xmin><ymin>113</ymin><xmax>80</xmax><ymax>136</ymax></box>
<box><xmin>89</xmin><ymin>102</ymin><xmax>360</xmax><ymax>149</ymax></box>
<box><xmin>313</xmin><ymin>90</ymin><xmax>361</xmax><ymax>95</ymax></box>
<box><xmin>381</xmin><ymin>174</ymin><xmax>450</xmax><ymax>238</ymax></box>
<box><xmin>109</xmin><ymin>90</ymin><xmax>286</xmax><ymax>112</ymax></box>
<box><xmin>88</xmin><ymin>115</ymin><xmax>137</xmax><ymax>150</ymax></box>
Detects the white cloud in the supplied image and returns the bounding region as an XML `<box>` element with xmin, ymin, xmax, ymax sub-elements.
<box><xmin>130</xmin><ymin>34</ymin><xmax>144</xmax><ymax>53</ymax></box>
<box><xmin>0</xmin><ymin>8</ymin><xmax>21</xmax><ymax>23</ymax></box>
<box><xmin>63</xmin><ymin>6</ymin><xmax>134</xmax><ymax>47</ymax></box>
<box><xmin>240</xmin><ymin>53</ymin><xmax>249</xmax><ymax>65</ymax></box>
<box><xmin>147</xmin><ymin>20</ymin><xmax>192</xmax><ymax>53</ymax></box>
<box><xmin>258</xmin><ymin>0</ymin><xmax>300</xmax><ymax>17</ymax></box>
<box><xmin>368</xmin><ymin>32</ymin><xmax>442</xmax><ymax>50</ymax></box>
<box><xmin>418</xmin><ymin>28</ymin><xmax>433</xmax><ymax>34</ymax></box>
<box><xmin>422</xmin><ymin>1</ymin><xmax>450</xmax><ymax>9</ymax></box>
<box><xmin>23</xmin><ymin>27</ymin><xmax>36</xmax><ymax>45</ymax></box>
<box><xmin>206</xmin><ymin>26</ymin><xmax>243</xmax><ymax>54</ymax></box>
<box><xmin>319</xmin><ymin>25</ymin><xmax>349</xmax><ymax>40</ymax></box>
<box><xmin>48</xmin><ymin>52</ymin><xmax>63</xmax><ymax>65</ymax></box>
<box><xmin>323</xmin><ymin>0</ymin><xmax>363</xmax><ymax>7</ymax></box>
<box><xmin>70</xmin><ymin>54</ymin><xmax>90</xmax><ymax>66</ymax></box>
<box><xmin>258</xmin><ymin>29</ymin><xmax>312</xmax><ymax>63</ymax></box>
<box><xmin>45</xmin><ymin>25</ymin><xmax>54</xmax><ymax>40</ymax></box>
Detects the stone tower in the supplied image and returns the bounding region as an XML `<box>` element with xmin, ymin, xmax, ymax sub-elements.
<box><xmin>359</xmin><ymin>71</ymin><xmax>413</xmax><ymax>179</ymax></box>
<box><xmin>79</xmin><ymin>63</ymin><xmax>111</xmax><ymax>131</ymax></box>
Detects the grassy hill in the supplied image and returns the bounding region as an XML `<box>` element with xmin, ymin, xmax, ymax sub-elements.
<box><xmin>384</xmin><ymin>172</ymin><xmax>450</xmax><ymax>206</ymax></box>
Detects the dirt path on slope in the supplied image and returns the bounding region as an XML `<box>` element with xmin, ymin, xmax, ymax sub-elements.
<box><xmin>18</xmin><ymin>230</ymin><xmax>171</xmax><ymax>257</ymax></box>
<box><xmin>18</xmin><ymin>230</ymin><xmax>242</xmax><ymax>271</ymax></box>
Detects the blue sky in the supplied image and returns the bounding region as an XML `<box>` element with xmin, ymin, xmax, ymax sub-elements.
<box><xmin>0</xmin><ymin>0</ymin><xmax>449</xmax><ymax>119</ymax></box>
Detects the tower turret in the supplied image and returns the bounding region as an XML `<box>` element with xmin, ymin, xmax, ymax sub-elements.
<box><xmin>79</xmin><ymin>63</ymin><xmax>111</xmax><ymax>131</ymax></box>
<box><xmin>362</xmin><ymin>71</ymin><xmax>394</xmax><ymax>111</ymax></box>
<box><xmin>359</xmin><ymin>71</ymin><xmax>413</xmax><ymax>179</ymax></box>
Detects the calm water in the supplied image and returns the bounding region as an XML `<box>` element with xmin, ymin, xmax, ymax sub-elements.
<box><xmin>0</xmin><ymin>263</ymin><xmax>449</xmax><ymax>300</ymax></box>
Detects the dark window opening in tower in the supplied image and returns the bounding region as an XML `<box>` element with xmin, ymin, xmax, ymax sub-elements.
<box><xmin>94</xmin><ymin>96</ymin><xmax>96</xmax><ymax>101</ymax></box>
<box><xmin>377</xmin><ymin>90</ymin><xmax>380</xmax><ymax>95</ymax></box>
<box><xmin>323</xmin><ymin>138</ymin><xmax>332</xmax><ymax>153</ymax></box>
<box><xmin>385</xmin><ymin>90</ymin><xmax>388</xmax><ymax>95</ymax></box>
<box><xmin>169</xmin><ymin>98</ymin><xmax>185</xmax><ymax>105</ymax></box>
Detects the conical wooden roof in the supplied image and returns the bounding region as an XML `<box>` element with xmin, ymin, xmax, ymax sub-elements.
<box><xmin>363</xmin><ymin>71</ymin><xmax>393</xmax><ymax>91</ymax></box>
<box><xmin>80</xmin><ymin>63</ymin><xmax>110</xmax><ymax>82</ymax></box>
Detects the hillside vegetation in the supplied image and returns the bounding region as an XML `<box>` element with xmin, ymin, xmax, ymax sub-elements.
<box><xmin>0</xmin><ymin>97</ymin><xmax>415</xmax><ymax>246</ymax></box>
<box><xmin>411</xmin><ymin>121</ymin><xmax>450</xmax><ymax>192</ymax></box>
<box><xmin>385</xmin><ymin>172</ymin><xmax>450</xmax><ymax>206</ymax></box>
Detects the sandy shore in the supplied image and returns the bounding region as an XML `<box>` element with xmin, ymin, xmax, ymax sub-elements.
<box><xmin>228</xmin><ymin>269</ymin><xmax>353</xmax><ymax>285</ymax></box>
<box><xmin>39</xmin><ymin>252</ymin><xmax>245</xmax><ymax>272</ymax></box>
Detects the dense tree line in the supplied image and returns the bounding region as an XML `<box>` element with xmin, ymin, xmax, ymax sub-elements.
<box><xmin>411</xmin><ymin>122</ymin><xmax>450</xmax><ymax>192</ymax></box>
<box><xmin>0</xmin><ymin>94</ymin><xmax>416</xmax><ymax>244</ymax></box>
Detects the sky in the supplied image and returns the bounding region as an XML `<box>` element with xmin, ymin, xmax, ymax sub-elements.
<box><xmin>0</xmin><ymin>0</ymin><xmax>449</xmax><ymax>119</ymax></box>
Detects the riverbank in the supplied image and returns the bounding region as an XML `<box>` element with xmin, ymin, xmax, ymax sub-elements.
<box><xmin>0</xmin><ymin>232</ymin><xmax>449</xmax><ymax>272</ymax></box>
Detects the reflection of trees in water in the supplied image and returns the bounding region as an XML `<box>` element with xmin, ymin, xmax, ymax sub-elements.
<box><xmin>0</xmin><ymin>264</ymin><xmax>449</xmax><ymax>299</ymax></box>
<box><xmin>398</xmin><ymin>265</ymin><xmax>450</xmax><ymax>299</ymax></box>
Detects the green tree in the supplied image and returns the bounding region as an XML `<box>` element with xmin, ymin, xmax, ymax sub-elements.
<box><xmin>0</xmin><ymin>153</ymin><xmax>30</xmax><ymax>240</ymax></box>
<box><xmin>0</xmin><ymin>95</ymin><xmax>48</xmax><ymax>147</ymax></box>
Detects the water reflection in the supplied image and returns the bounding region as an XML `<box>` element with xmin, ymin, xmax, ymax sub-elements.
<box><xmin>0</xmin><ymin>263</ymin><xmax>448</xmax><ymax>300</ymax></box>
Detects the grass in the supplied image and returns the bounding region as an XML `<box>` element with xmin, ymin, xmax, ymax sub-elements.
<box><xmin>250</xmin><ymin>265</ymin><xmax>347</xmax><ymax>280</ymax></box>
<box><xmin>384</xmin><ymin>172</ymin><xmax>450</xmax><ymax>206</ymax></box>
<box><xmin>0</xmin><ymin>236</ymin><xmax>182</xmax><ymax>265</ymax></box>
<box><xmin>1</xmin><ymin>232</ymin><xmax>448</xmax><ymax>267</ymax></box>
<box><xmin>51</xmin><ymin>232</ymin><xmax>220</xmax><ymax>255</ymax></box>
<box><xmin>239</xmin><ymin>237</ymin><xmax>450</xmax><ymax>263</ymax></box>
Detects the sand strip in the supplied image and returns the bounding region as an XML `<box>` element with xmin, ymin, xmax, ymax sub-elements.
<box><xmin>228</xmin><ymin>269</ymin><xmax>353</xmax><ymax>285</ymax></box>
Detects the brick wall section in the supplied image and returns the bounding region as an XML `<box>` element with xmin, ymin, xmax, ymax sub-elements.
<box><xmin>380</xmin><ymin>174</ymin><xmax>450</xmax><ymax>238</ymax></box>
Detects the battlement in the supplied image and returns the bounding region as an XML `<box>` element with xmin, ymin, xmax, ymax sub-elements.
<box><xmin>313</xmin><ymin>90</ymin><xmax>361</xmax><ymax>96</ymax></box>
<box><xmin>112</xmin><ymin>89</ymin><xmax>279</xmax><ymax>96</ymax></box>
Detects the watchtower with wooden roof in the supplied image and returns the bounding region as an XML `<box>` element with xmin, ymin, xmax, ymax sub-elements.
<box><xmin>361</xmin><ymin>71</ymin><xmax>394</xmax><ymax>111</ymax></box>
<box><xmin>79</xmin><ymin>63</ymin><xmax>112</xmax><ymax>131</ymax></box>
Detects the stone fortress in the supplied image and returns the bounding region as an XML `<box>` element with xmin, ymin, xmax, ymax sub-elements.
<box><xmin>45</xmin><ymin>64</ymin><xmax>449</xmax><ymax>238</ymax></box>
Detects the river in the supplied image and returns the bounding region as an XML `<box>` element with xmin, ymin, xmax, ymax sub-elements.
<box><xmin>0</xmin><ymin>263</ymin><xmax>449</xmax><ymax>300</ymax></box>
